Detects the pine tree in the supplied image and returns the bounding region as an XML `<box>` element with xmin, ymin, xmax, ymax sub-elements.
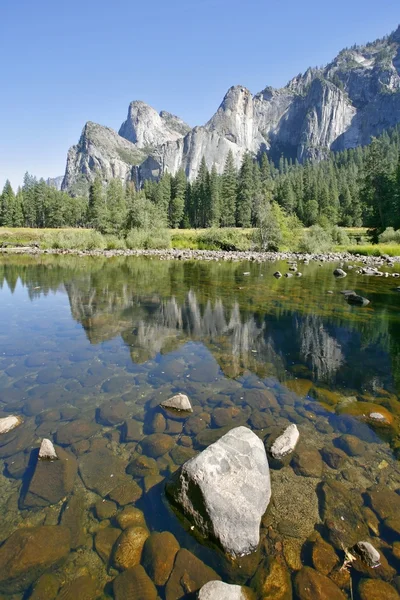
<box><xmin>0</xmin><ymin>180</ymin><xmax>15</xmax><ymax>227</ymax></box>
<box><xmin>237</xmin><ymin>153</ymin><xmax>254</xmax><ymax>227</ymax></box>
<box><xmin>13</xmin><ymin>189</ymin><xmax>24</xmax><ymax>227</ymax></box>
<box><xmin>107</xmin><ymin>179</ymin><xmax>127</xmax><ymax>234</ymax></box>
<box><xmin>220</xmin><ymin>151</ymin><xmax>237</xmax><ymax>227</ymax></box>
<box><xmin>209</xmin><ymin>164</ymin><xmax>221</xmax><ymax>226</ymax></box>
<box><xmin>87</xmin><ymin>176</ymin><xmax>106</xmax><ymax>231</ymax></box>
<box><xmin>192</xmin><ymin>158</ymin><xmax>210</xmax><ymax>227</ymax></box>
<box><xmin>169</xmin><ymin>169</ymin><xmax>186</xmax><ymax>228</ymax></box>
<box><xmin>22</xmin><ymin>172</ymin><xmax>37</xmax><ymax>227</ymax></box>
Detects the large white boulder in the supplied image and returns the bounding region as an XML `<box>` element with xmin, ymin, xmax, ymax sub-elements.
<box><xmin>168</xmin><ymin>426</ymin><xmax>271</xmax><ymax>557</ymax></box>
<box><xmin>198</xmin><ymin>580</ymin><xmax>254</xmax><ymax>599</ymax></box>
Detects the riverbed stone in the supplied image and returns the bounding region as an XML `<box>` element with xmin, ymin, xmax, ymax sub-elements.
<box><xmin>121</xmin><ymin>419</ymin><xmax>143</xmax><ymax>442</ymax></box>
<box><xmin>271</xmin><ymin>424</ymin><xmax>299</xmax><ymax>459</ymax></box>
<box><xmin>352</xmin><ymin>550</ymin><xmax>395</xmax><ymax>581</ymax></box>
<box><xmin>38</xmin><ymin>438</ymin><xmax>58</xmax><ymax>460</ymax></box>
<box><xmin>55</xmin><ymin>419</ymin><xmax>99</xmax><ymax>446</ymax></box>
<box><xmin>0</xmin><ymin>526</ymin><xmax>70</xmax><ymax>593</ymax></box>
<box><xmin>142</xmin><ymin>531</ymin><xmax>180</xmax><ymax>586</ymax></box>
<box><xmin>170</xmin><ymin>444</ymin><xmax>197</xmax><ymax>465</ymax></box>
<box><xmin>334</xmin><ymin>434</ymin><xmax>365</xmax><ymax>456</ymax></box>
<box><xmin>116</xmin><ymin>506</ymin><xmax>146</xmax><ymax>530</ymax></box>
<box><xmin>94</xmin><ymin>527</ymin><xmax>121</xmax><ymax>563</ymax></box>
<box><xmin>311</xmin><ymin>534</ymin><xmax>339</xmax><ymax>575</ymax></box>
<box><xmin>366</xmin><ymin>487</ymin><xmax>400</xmax><ymax>520</ymax></box>
<box><xmin>294</xmin><ymin>567</ymin><xmax>346</xmax><ymax>600</ymax></box>
<box><xmin>79</xmin><ymin>448</ymin><xmax>127</xmax><ymax>496</ymax></box>
<box><xmin>320</xmin><ymin>446</ymin><xmax>346</xmax><ymax>469</ymax></box>
<box><xmin>236</xmin><ymin>388</ymin><xmax>279</xmax><ymax>411</ymax></box>
<box><xmin>354</xmin><ymin>541</ymin><xmax>381</xmax><ymax>568</ymax></box>
<box><xmin>251</xmin><ymin>556</ymin><xmax>292</xmax><ymax>600</ymax></box>
<box><xmin>98</xmin><ymin>399</ymin><xmax>128</xmax><ymax>426</ymax></box>
<box><xmin>167</xmin><ymin>426</ymin><xmax>271</xmax><ymax>556</ymax></box>
<box><xmin>112</xmin><ymin>526</ymin><xmax>149</xmax><ymax>570</ymax></box>
<box><xmin>108</xmin><ymin>480</ymin><xmax>142</xmax><ymax>505</ymax></box>
<box><xmin>165</xmin><ymin>548</ymin><xmax>220</xmax><ymax>600</ymax></box>
<box><xmin>113</xmin><ymin>565</ymin><xmax>157</xmax><ymax>600</ymax></box>
<box><xmin>291</xmin><ymin>446</ymin><xmax>323</xmax><ymax>478</ymax></box>
<box><xmin>127</xmin><ymin>454</ymin><xmax>158</xmax><ymax>478</ymax></box>
<box><xmin>60</xmin><ymin>491</ymin><xmax>87</xmax><ymax>548</ymax></box>
<box><xmin>358</xmin><ymin>579</ymin><xmax>400</xmax><ymax>600</ymax></box>
<box><xmin>23</xmin><ymin>447</ymin><xmax>77</xmax><ymax>508</ymax></box>
<box><xmin>149</xmin><ymin>412</ymin><xmax>166</xmax><ymax>433</ymax></box>
<box><xmin>95</xmin><ymin>499</ymin><xmax>117</xmax><ymax>520</ymax></box>
<box><xmin>140</xmin><ymin>433</ymin><xmax>175</xmax><ymax>458</ymax></box>
<box><xmin>198</xmin><ymin>581</ymin><xmax>256</xmax><ymax>600</ymax></box>
<box><xmin>56</xmin><ymin>576</ymin><xmax>98</xmax><ymax>600</ymax></box>
<box><xmin>320</xmin><ymin>479</ymin><xmax>368</xmax><ymax>549</ymax></box>
<box><xmin>30</xmin><ymin>573</ymin><xmax>60</xmax><ymax>600</ymax></box>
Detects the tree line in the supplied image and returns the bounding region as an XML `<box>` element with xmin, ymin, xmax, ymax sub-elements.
<box><xmin>1</xmin><ymin>126</ymin><xmax>400</xmax><ymax>234</ymax></box>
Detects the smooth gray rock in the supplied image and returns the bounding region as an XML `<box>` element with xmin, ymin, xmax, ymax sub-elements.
<box><xmin>160</xmin><ymin>393</ymin><xmax>193</xmax><ymax>413</ymax></box>
<box><xmin>346</xmin><ymin>293</ymin><xmax>370</xmax><ymax>306</ymax></box>
<box><xmin>354</xmin><ymin>541</ymin><xmax>381</xmax><ymax>567</ymax></box>
<box><xmin>168</xmin><ymin>426</ymin><xmax>271</xmax><ymax>557</ymax></box>
<box><xmin>333</xmin><ymin>268</ymin><xmax>347</xmax><ymax>277</ymax></box>
<box><xmin>198</xmin><ymin>580</ymin><xmax>252</xmax><ymax>600</ymax></box>
<box><xmin>270</xmin><ymin>424</ymin><xmax>299</xmax><ymax>459</ymax></box>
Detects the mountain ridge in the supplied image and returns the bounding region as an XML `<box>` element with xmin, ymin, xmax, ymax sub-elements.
<box><xmin>62</xmin><ymin>24</ymin><xmax>400</xmax><ymax>193</ymax></box>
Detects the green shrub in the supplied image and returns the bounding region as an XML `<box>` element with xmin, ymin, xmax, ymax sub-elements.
<box><xmin>298</xmin><ymin>225</ymin><xmax>333</xmax><ymax>253</ymax></box>
<box><xmin>125</xmin><ymin>228</ymin><xmax>171</xmax><ymax>249</ymax></box>
<box><xmin>197</xmin><ymin>228</ymin><xmax>251</xmax><ymax>251</ymax></box>
<box><xmin>378</xmin><ymin>227</ymin><xmax>400</xmax><ymax>244</ymax></box>
<box><xmin>331</xmin><ymin>226</ymin><xmax>350</xmax><ymax>246</ymax></box>
<box><xmin>41</xmin><ymin>230</ymin><xmax>105</xmax><ymax>250</ymax></box>
<box><xmin>104</xmin><ymin>235</ymin><xmax>126</xmax><ymax>250</ymax></box>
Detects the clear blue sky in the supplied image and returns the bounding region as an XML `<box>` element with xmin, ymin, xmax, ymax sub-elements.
<box><xmin>1</xmin><ymin>0</ymin><xmax>399</xmax><ymax>189</ymax></box>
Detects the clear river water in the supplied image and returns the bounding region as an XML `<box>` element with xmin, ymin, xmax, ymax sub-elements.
<box><xmin>0</xmin><ymin>254</ymin><xmax>399</xmax><ymax>599</ymax></box>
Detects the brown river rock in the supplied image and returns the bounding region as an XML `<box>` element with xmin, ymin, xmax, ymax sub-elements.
<box><xmin>294</xmin><ymin>567</ymin><xmax>346</xmax><ymax>600</ymax></box>
<box><xmin>108</xmin><ymin>480</ymin><xmax>142</xmax><ymax>505</ymax></box>
<box><xmin>140</xmin><ymin>433</ymin><xmax>175</xmax><ymax>458</ymax></box>
<box><xmin>0</xmin><ymin>526</ymin><xmax>71</xmax><ymax>593</ymax></box>
<box><xmin>116</xmin><ymin>506</ymin><xmax>147</xmax><ymax>530</ymax></box>
<box><xmin>94</xmin><ymin>527</ymin><xmax>121</xmax><ymax>563</ymax></box>
<box><xmin>142</xmin><ymin>531</ymin><xmax>180</xmax><ymax>586</ymax></box>
<box><xmin>251</xmin><ymin>556</ymin><xmax>292</xmax><ymax>600</ymax></box>
<box><xmin>55</xmin><ymin>419</ymin><xmax>99</xmax><ymax>446</ymax></box>
<box><xmin>30</xmin><ymin>573</ymin><xmax>60</xmax><ymax>600</ymax></box>
<box><xmin>22</xmin><ymin>446</ymin><xmax>77</xmax><ymax>508</ymax></box>
<box><xmin>113</xmin><ymin>565</ymin><xmax>157</xmax><ymax>600</ymax></box>
<box><xmin>311</xmin><ymin>534</ymin><xmax>339</xmax><ymax>575</ymax></box>
<box><xmin>165</xmin><ymin>549</ymin><xmax>220</xmax><ymax>600</ymax></box>
<box><xmin>113</xmin><ymin>526</ymin><xmax>149</xmax><ymax>570</ymax></box>
<box><xmin>57</xmin><ymin>575</ymin><xmax>98</xmax><ymax>600</ymax></box>
<box><xmin>78</xmin><ymin>448</ymin><xmax>127</xmax><ymax>496</ymax></box>
<box><xmin>358</xmin><ymin>578</ymin><xmax>400</xmax><ymax>600</ymax></box>
<box><xmin>366</xmin><ymin>487</ymin><xmax>400</xmax><ymax>521</ymax></box>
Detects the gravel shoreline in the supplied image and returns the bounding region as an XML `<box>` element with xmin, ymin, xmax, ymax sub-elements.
<box><xmin>1</xmin><ymin>246</ymin><xmax>400</xmax><ymax>266</ymax></box>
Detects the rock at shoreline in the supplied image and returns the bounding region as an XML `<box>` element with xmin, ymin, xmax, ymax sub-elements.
<box><xmin>160</xmin><ymin>393</ymin><xmax>193</xmax><ymax>413</ymax></box>
<box><xmin>333</xmin><ymin>268</ymin><xmax>347</xmax><ymax>277</ymax></box>
<box><xmin>167</xmin><ymin>426</ymin><xmax>271</xmax><ymax>556</ymax></box>
<box><xmin>0</xmin><ymin>526</ymin><xmax>70</xmax><ymax>593</ymax></box>
<box><xmin>273</xmin><ymin>271</ymin><xmax>282</xmax><ymax>278</ymax></box>
<box><xmin>198</xmin><ymin>580</ymin><xmax>256</xmax><ymax>599</ymax></box>
<box><xmin>270</xmin><ymin>424</ymin><xmax>299</xmax><ymax>459</ymax></box>
<box><xmin>0</xmin><ymin>415</ymin><xmax>22</xmax><ymax>435</ymax></box>
<box><xmin>39</xmin><ymin>438</ymin><xmax>58</xmax><ymax>460</ymax></box>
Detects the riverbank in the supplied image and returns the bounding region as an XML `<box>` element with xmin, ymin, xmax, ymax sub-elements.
<box><xmin>2</xmin><ymin>245</ymin><xmax>400</xmax><ymax>267</ymax></box>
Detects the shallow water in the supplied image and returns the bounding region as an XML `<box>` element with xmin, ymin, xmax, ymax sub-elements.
<box><xmin>0</xmin><ymin>255</ymin><xmax>399</xmax><ymax>599</ymax></box>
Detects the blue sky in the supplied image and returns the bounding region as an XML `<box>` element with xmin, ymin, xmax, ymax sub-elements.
<box><xmin>1</xmin><ymin>0</ymin><xmax>399</xmax><ymax>189</ymax></box>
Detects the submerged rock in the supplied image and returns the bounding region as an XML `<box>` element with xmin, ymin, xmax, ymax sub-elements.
<box><xmin>0</xmin><ymin>415</ymin><xmax>22</xmax><ymax>435</ymax></box>
<box><xmin>165</xmin><ymin>548</ymin><xmax>220</xmax><ymax>600</ymax></box>
<box><xmin>346</xmin><ymin>293</ymin><xmax>370</xmax><ymax>307</ymax></box>
<box><xmin>79</xmin><ymin>448</ymin><xmax>127</xmax><ymax>496</ymax></box>
<box><xmin>113</xmin><ymin>526</ymin><xmax>149</xmax><ymax>570</ymax></box>
<box><xmin>57</xmin><ymin>576</ymin><xmax>98</xmax><ymax>600</ymax></box>
<box><xmin>98</xmin><ymin>399</ymin><xmax>128</xmax><ymax>426</ymax></box>
<box><xmin>0</xmin><ymin>526</ymin><xmax>70</xmax><ymax>593</ymax></box>
<box><xmin>95</xmin><ymin>527</ymin><xmax>121</xmax><ymax>563</ymax></box>
<box><xmin>113</xmin><ymin>565</ymin><xmax>157</xmax><ymax>600</ymax></box>
<box><xmin>311</xmin><ymin>534</ymin><xmax>339</xmax><ymax>575</ymax></box>
<box><xmin>142</xmin><ymin>531</ymin><xmax>180</xmax><ymax>586</ymax></box>
<box><xmin>167</xmin><ymin>426</ymin><xmax>271</xmax><ymax>556</ymax></box>
<box><xmin>39</xmin><ymin>438</ymin><xmax>58</xmax><ymax>460</ymax></box>
<box><xmin>30</xmin><ymin>573</ymin><xmax>60</xmax><ymax>600</ymax></box>
<box><xmin>291</xmin><ymin>446</ymin><xmax>323</xmax><ymax>478</ymax></box>
<box><xmin>333</xmin><ymin>268</ymin><xmax>347</xmax><ymax>277</ymax></box>
<box><xmin>56</xmin><ymin>419</ymin><xmax>99</xmax><ymax>446</ymax></box>
<box><xmin>270</xmin><ymin>424</ymin><xmax>299</xmax><ymax>459</ymax></box>
<box><xmin>358</xmin><ymin>578</ymin><xmax>400</xmax><ymax>600</ymax></box>
<box><xmin>198</xmin><ymin>580</ymin><xmax>256</xmax><ymax>599</ymax></box>
<box><xmin>140</xmin><ymin>433</ymin><xmax>175</xmax><ymax>458</ymax></box>
<box><xmin>295</xmin><ymin>567</ymin><xmax>346</xmax><ymax>600</ymax></box>
<box><xmin>116</xmin><ymin>506</ymin><xmax>147</xmax><ymax>530</ymax></box>
<box><xmin>23</xmin><ymin>446</ymin><xmax>77</xmax><ymax>508</ymax></box>
<box><xmin>252</xmin><ymin>556</ymin><xmax>292</xmax><ymax>600</ymax></box>
<box><xmin>160</xmin><ymin>393</ymin><xmax>193</xmax><ymax>413</ymax></box>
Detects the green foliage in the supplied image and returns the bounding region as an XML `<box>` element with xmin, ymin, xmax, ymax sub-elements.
<box><xmin>298</xmin><ymin>225</ymin><xmax>334</xmax><ymax>253</ymax></box>
<box><xmin>125</xmin><ymin>228</ymin><xmax>171</xmax><ymax>249</ymax></box>
<box><xmin>41</xmin><ymin>230</ymin><xmax>106</xmax><ymax>250</ymax></box>
<box><xmin>196</xmin><ymin>228</ymin><xmax>251</xmax><ymax>251</ymax></box>
<box><xmin>378</xmin><ymin>227</ymin><xmax>400</xmax><ymax>243</ymax></box>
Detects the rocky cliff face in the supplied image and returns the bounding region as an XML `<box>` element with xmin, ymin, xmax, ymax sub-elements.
<box><xmin>62</xmin><ymin>24</ymin><xmax>400</xmax><ymax>191</ymax></box>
